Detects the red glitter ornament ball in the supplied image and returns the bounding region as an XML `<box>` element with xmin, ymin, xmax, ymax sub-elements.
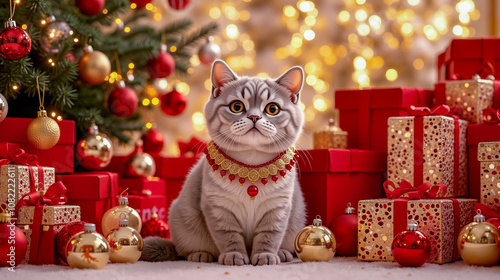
<box><xmin>331</xmin><ymin>204</ymin><xmax>358</xmax><ymax>256</ymax></box>
<box><xmin>391</xmin><ymin>221</ymin><xmax>430</xmax><ymax>267</ymax></box>
<box><xmin>0</xmin><ymin>209</ymin><xmax>27</xmax><ymax>267</ymax></box>
<box><xmin>147</xmin><ymin>45</ymin><xmax>175</xmax><ymax>79</ymax></box>
<box><xmin>130</xmin><ymin>0</ymin><xmax>152</xmax><ymax>9</ymax></box>
<box><xmin>160</xmin><ymin>88</ymin><xmax>187</xmax><ymax>116</ymax></box>
<box><xmin>108</xmin><ymin>82</ymin><xmax>138</xmax><ymax>117</ymax></box>
<box><xmin>55</xmin><ymin>221</ymin><xmax>86</xmax><ymax>264</ymax></box>
<box><xmin>142</xmin><ymin>128</ymin><xmax>164</xmax><ymax>155</ymax></box>
<box><xmin>167</xmin><ymin>0</ymin><xmax>190</xmax><ymax>10</ymax></box>
<box><xmin>0</xmin><ymin>21</ymin><xmax>31</xmax><ymax>60</ymax></box>
<box><xmin>140</xmin><ymin>213</ymin><xmax>170</xmax><ymax>239</ymax></box>
<box><xmin>75</xmin><ymin>0</ymin><xmax>105</xmax><ymax>16</ymax></box>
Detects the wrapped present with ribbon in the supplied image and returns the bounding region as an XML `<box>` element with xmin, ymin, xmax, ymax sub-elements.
<box><xmin>0</xmin><ymin>142</ymin><xmax>55</xmax><ymax>206</ymax></box>
<box><xmin>434</xmin><ymin>64</ymin><xmax>500</xmax><ymax>124</ymax></box>
<box><xmin>387</xmin><ymin>105</ymin><xmax>468</xmax><ymax>198</ymax></box>
<box><xmin>15</xmin><ymin>178</ymin><xmax>80</xmax><ymax>264</ymax></box>
<box><xmin>358</xmin><ymin>180</ymin><xmax>476</xmax><ymax>264</ymax></box>
<box><xmin>177</xmin><ymin>137</ymin><xmax>207</xmax><ymax>157</ymax></box>
<box><xmin>476</xmin><ymin>141</ymin><xmax>500</xmax><ymax>213</ymax></box>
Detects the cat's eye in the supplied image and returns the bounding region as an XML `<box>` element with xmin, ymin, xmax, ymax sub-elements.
<box><xmin>265</xmin><ymin>103</ymin><xmax>280</xmax><ymax>116</ymax></box>
<box><xmin>229</xmin><ymin>101</ymin><xmax>245</xmax><ymax>113</ymax></box>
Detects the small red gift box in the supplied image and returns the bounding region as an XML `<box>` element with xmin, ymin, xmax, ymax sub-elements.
<box><xmin>335</xmin><ymin>88</ymin><xmax>433</xmax><ymax>153</ymax></box>
<box><xmin>119</xmin><ymin>177</ymin><xmax>166</xmax><ymax>196</ymax></box>
<box><xmin>104</xmin><ymin>155</ymin><xmax>129</xmax><ymax>176</ymax></box>
<box><xmin>128</xmin><ymin>194</ymin><xmax>167</xmax><ymax>222</ymax></box>
<box><xmin>297</xmin><ymin>149</ymin><xmax>386</xmax><ymax>228</ymax></box>
<box><xmin>0</xmin><ymin>117</ymin><xmax>75</xmax><ymax>173</ymax></box>
<box><xmin>56</xmin><ymin>172</ymin><xmax>118</xmax><ymax>233</ymax></box>
<box><xmin>437</xmin><ymin>38</ymin><xmax>500</xmax><ymax>82</ymax></box>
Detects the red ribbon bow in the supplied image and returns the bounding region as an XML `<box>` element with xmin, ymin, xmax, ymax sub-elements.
<box><xmin>0</xmin><ymin>144</ymin><xmax>38</xmax><ymax>166</ymax></box>
<box><xmin>407</xmin><ymin>104</ymin><xmax>452</xmax><ymax>117</ymax></box>
<box><xmin>383</xmin><ymin>180</ymin><xmax>447</xmax><ymax>200</ymax></box>
<box><xmin>474</xmin><ymin>203</ymin><xmax>500</xmax><ymax>219</ymax></box>
<box><xmin>482</xmin><ymin>108</ymin><xmax>500</xmax><ymax>123</ymax></box>
<box><xmin>178</xmin><ymin>137</ymin><xmax>207</xmax><ymax>156</ymax></box>
<box><xmin>16</xmin><ymin>181</ymin><xmax>67</xmax><ymax>210</ymax></box>
<box><xmin>451</xmin><ymin>62</ymin><xmax>495</xmax><ymax>80</ymax></box>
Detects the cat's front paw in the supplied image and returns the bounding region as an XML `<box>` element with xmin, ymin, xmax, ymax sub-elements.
<box><xmin>278</xmin><ymin>249</ymin><xmax>294</xmax><ymax>262</ymax></box>
<box><xmin>187</xmin><ymin>252</ymin><xmax>215</xmax><ymax>263</ymax></box>
<box><xmin>218</xmin><ymin>252</ymin><xmax>249</xmax><ymax>266</ymax></box>
<box><xmin>251</xmin><ymin>253</ymin><xmax>281</xmax><ymax>266</ymax></box>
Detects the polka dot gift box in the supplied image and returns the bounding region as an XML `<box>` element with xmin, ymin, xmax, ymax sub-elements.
<box><xmin>477</xmin><ymin>142</ymin><xmax>500</xmax><ymax>213</ymax></box>
<box><xmin>387</xmin><ymin>105</ymin><xmax>468</xmax><ymax>198</ymax></box>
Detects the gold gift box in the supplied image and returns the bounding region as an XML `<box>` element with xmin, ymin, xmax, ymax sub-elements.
<box><xmin>477</xmin><ymin>142</ymin><xmax>500</xmax><ymax>213</ymax></box>
<box><xmin>387</xmin><ymin>115</ymin><xmax>468</xmax><ymax>197</ymax></box>
<box><xmin>358</xmin><ymin>198</ymin><xmax>476</xmax><ymax>264</ymax></box>
<box><xmin>0</xmin><ymin>164</ymin><xmax>55</xmax><ymax>205</ymax></box>
<box><xmin>313</xmin><ymin>119</ymin><xmax>348</xmax><ymax>149</ymax></box>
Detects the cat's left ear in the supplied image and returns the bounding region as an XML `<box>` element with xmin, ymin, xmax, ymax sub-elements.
<box><xmin>276</xmin><ymin>66</ymin><xmax>304</xmax><ymax>104</ymax></box>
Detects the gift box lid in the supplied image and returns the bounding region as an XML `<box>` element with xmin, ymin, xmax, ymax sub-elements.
<box><xmin>55</xmin><ymin>172</ymin><xmax>118</xmax><ymax>200</ymax></box>
<box><xmin>156</xmin><ymin>156</ymin><xmax>200</xmax><ymax>179</ymax></box>
<box><xmin>467</xmin><ymin>123</ymin><xmax>500</xmax><ymax>145</ymax></box>
<box><xmin>477</xmin><ymin>142</ymin><xmax>500</xmax><ymax>161</ymax></box>
<box><xmin>335</xmin><ymin>88</ymin><xmax>433</xmax><ymax>110</ymax></box>
<box><xmin>0</xmin><ymin>117</ymin><xmax>75</xmax><ymax>145</ymax></box>
<box><xmin>297</xmin><ymin>149</ymin><xmax>386</xmax><ymax>173</ymax></box>
<box><xmin>441</xmin><ymin>37</ymin><xmax>500</xmax><ymax>61</ymax></box>
<box><xmin>17</xmin><ymin>205</ymin><xmax>81</xmax><ymax>225</ymax></box>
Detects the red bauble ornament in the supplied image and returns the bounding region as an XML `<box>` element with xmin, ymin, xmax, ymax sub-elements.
<box><xmin>168</xmin><ymin>0</ymin><xmax>190</xmax><ymax>10</ymax></box>
<box><xmin>142</xmin><ymin>128</ymin><xmax>164</xmax><ymax>155</ymax></box>
<box><xmin>160</xmin><ymin>87</ymin><xmax>187</xmax><ymax>116</ymax></box>
<box><xmin>108</xmin><ymin>81</ymin><xmax>138</xmax><ymax>117</ymax></box>
<box><xmin>0</xmin><ymin>206</ymin><xmax>28</xmax><ymax>267</ymax></box>
<box><xmin>391</xmin><ymin>221</ymin><xmax>430</xmax><ymax>267</ymax></box>
<box><xmin>130</xmin><ymin>0</ymin><xmax>152</xmax><ymax>9</ymax></box>
<box><xmin>75</xmin><ymin>0</ymin><xmax>105</xmax><ymax>16</ymax></box>
<box><xmin>147</xmin><ymin>44</ymin><xmax>175</xmax><ymax>79</ymax></box>
<box><xmin>55</xmin><ymin>221</ymin><xmax>86</xmax><ymax>264</ymax></box>
<box><xmin>0</xmin><ymin>19</ymin><xmax>31</xmax><ymax>60</ymax></box>
<box><xmin>331</xmin><ymin>203</ymin><xmax>358</xmax><ymax>256</ymax></box>
<box><xmin>140</xmin><ymin>213</ymin><xmax>170</xmax><ymax>239</ymax></box>
<box><xmin>486</xmin><ymin>217</ymin><xmax>500</xmax><ymax>232</ymax></box>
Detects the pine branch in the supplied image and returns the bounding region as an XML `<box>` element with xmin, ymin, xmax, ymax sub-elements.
<box><xmin>163</xmin><ymin>19</ymin><xmax>193</xmax><ymax>35</ymax></box>
<box><xmin>175</xmin><ymin>22</ymin><xmax>218</xmax><ymax>51</ymax></box>
<box><xmin>50</xmin><ymin>84</ymin><xmax>77</xmax><ymax>109</ymax></box>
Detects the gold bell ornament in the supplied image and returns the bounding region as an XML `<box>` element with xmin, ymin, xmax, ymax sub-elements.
<box><xmin>27</xmin><ymin>77</ymin><xmax>60</xmax><ymax>150</ymax></box>
<box><xmin>106</xmin><ymin>218</ymin><xmax>144</xmax><ymax>263</ymax></box>
<box><xmin>313</xmin><ymin>118</ymin><xmax>347</xmax><ymax>149</ymax></box>
<box><xmin>294</xmin><ymin>215</ymin><xmax>336</xmax><ymax>262</ymax></box>
<box><xmin>101</xmin><ymin>190</ymin><xmax>142</xmax><ymax>236</ymax></box>
<box><xmin>66</xmin><ymin>223</ymin><xmax>110</xmax><ymax>269</ymax></box>
<box><xmin>457</xmin><ymin>210</ymin><xmax>500</xmax><ymax>266</ymax></box>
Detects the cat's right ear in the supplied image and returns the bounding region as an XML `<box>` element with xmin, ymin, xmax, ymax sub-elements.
<box><xmin>211</xmin><ymin>60</ymin><xmax>237</xmax><ymax>98</ymax></box>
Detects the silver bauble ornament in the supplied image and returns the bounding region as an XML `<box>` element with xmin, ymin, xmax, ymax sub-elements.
<box><xmin>198</xmin><ymin>36</ymin><xmax>221</xmax><ymax>65</ymax></box>
<box><xmin>125</xmin><ymin>140</ymin><xmax>156</xmax><ymax>178</ymax></box>
<box><xmin>76</xmin><ymin>123</ymin><xmax>114</xmax><ymax>170</ymax></box>
<box><xmin>40</xmin><ymin>16</ymin><xmax>71</xmax><ymax>53</ymax></box>
<box><xmin>0</xmin><ymin>93</ymin><xmax>8</xmax><ymax>122</ymax></box>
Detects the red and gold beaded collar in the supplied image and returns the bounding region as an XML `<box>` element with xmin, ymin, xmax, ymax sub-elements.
<box><xmin>204</xmin><ymin>141</ymin><xmax>298</xmax><ymax>200</ymax></box>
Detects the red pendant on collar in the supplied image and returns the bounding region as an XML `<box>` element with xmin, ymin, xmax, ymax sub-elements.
<box><xmin>247</xmin><ymin>185</ymin><xmax>258</xmax><ymax>199</ymax></box>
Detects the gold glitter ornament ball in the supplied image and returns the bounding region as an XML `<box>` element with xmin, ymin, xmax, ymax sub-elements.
<box><xmin>101</xmin><ymin>196</ymin><xmax>142</xmax><ymax>236</ymax></box>
<box><xmin>105</xmin><ymin>219</ymin><xmax>143</xmax><ymax>263</ymax></box>
<box><xmin>294</xmin><ymin>215</ymin><xmax>336</xmax><ymax>262</ymax></box>
<box><xmin>66</xmin><ymin>223</ymin><xmax>110</xmax><ymax>269</ymax></box>
<box><xmin>457</xmin><ymin>211</ymin><xmax>500</xmax><ymax>266</ymax></box>
<box><xmin>78</xmin><ymin>45</ymin><xmax>111</xmax><ymax>85</ymax></box>
<box><xmin>27</xmin><ymin>110</ymin><xmax>60</xmax><ymax>149</ymax></box>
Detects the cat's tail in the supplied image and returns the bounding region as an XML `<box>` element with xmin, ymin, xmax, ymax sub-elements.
<box><xmin>140</xmin><ymin>236</ymin><xmax>177</xmax><ymax>262</ymax></box>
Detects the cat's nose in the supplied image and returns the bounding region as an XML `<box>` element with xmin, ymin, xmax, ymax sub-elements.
<box><xmin>248</xmin><ymin>115</ymin><xmax>261</xmax><ymax>123</ymax></box>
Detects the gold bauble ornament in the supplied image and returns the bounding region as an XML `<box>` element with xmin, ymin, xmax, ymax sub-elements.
<box><xmin>78</xmin><ymin>45</ymin><xmax>111</xmax><ymax>85</ymax></box>
<box><xmin>66</xmin><ymin>223</ymin><xmax>110</xmax><ymax>269</ymax></box>
<box><xmin>27</xmin><ymin>109</ymin><xmax>60</xmax><ymax>149</ymax></box>
<box><xmin>75</xmin><ymin>123</ymin><xmax>114</xmax><ymax>170</ymax></box>
<box><xmin>125</xmin><ymin>140</ymin><xmax>156</xmax><ymax>178</ymax></box>
<box><xmin>105</xmin><ymin>219</ymin><xmax>143</xmax><ymax>263</ymax></box>
<box><xmin>294</xmin><ymin>215</ymin><xmax>336</xmax><ymax>262</ymax></box>
<box><xmin>457</xmin><ymin>210</ymin><xmax>500</xmax><ymax>266</ymax></box>
<box><xmin>101</xmin><ymin>195</ymin><xmax>142</xmax><ymax>236</ymax></box>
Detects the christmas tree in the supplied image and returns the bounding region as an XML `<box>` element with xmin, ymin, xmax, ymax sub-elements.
<box><xmin>0</xmin><ymin>0</ymin><xmax>217</xmax><ymax>143</ymax></box>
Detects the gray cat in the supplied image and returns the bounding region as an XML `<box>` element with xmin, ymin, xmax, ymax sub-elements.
<box><xmin>140</xmin><ymin>60</ymin><xmax>306</xmax><ymax>266</ymax></box>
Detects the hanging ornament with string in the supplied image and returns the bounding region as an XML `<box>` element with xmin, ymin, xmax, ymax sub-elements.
<box><xmin>76</xmin><ymin>123</ymin><xmax>114</xmax><ymax>170</ymax></box>
<box><xmin>0</xmin><ymin>204</ymin><xmax>27</xmax><ymax>267</ymax></box>
<box><xmin>167</xmin><ymin>0</ymin><xmax>190</xmax><ymax>10</ymax></box>
<box><xmin>142</xmin><ymin>127</ymin><xmax>164</xmax><ymax>155</ymax></box>
<box><xmin>160</xmin><ymin>85</ymin><xmax>187</xmax><ymax>116</ymax></box>
<box><xmin>75</xmin><ymin>0</ymin><xmax>105</xmax><ymax>16</ymax></box>
<box><xmin>391</xmin><ymin>220</ymin><xmax>430</xmax><ymax>267</ymax></box>
<box><xmin>27</xmin><ymin>77</ymin><xmax>60</xmax><ymax>150</ymax></box>
<box><xmin>147</xmin><ymin>43</ymin><xmax>175</xmax><ymax>79</ymax></box>
<box><xmin>331</xmin><ymin>203</ymin><xmax>358</xmax><ymax>256</ymax></box>
<box><xmin>198</xmin><ymin>36</ymin><xmax>221</xmax><ymax>65</ymax></box>
<box><xmin>78</xmin><ymin>45</ymin><xmax>111</xmax><ymax>85</ymax></box>
<box><xmin>125</xmin><ymin>140</ymin><xmax>156</xmax><ymax>178</ymax></box>
<box><xmin>101</xmin><ymin>189</ymin><xmax>142</xmax><ymax>236</ymax></box>
<box><xmin>39</xmin><ymin>16</ymin><xmax>71</xmax><ymax>54</ymax></box>
<box><xmin>0</xmin><ymin>1</ymin><xmax>31</xmax><ymax>60</ymax></box>
<box><xmin>0</xmin><ymin>92</ymin><xmax>8</xmax><ymax>122</ymax></box>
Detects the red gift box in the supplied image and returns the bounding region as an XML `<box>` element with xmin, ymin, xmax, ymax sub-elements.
<box><xmin>56</xmin><ymin>171</ymin><xmax>118</xmax><ymax>233</ymax></box>
<box><xmin>0</xmin><ymin>117</ymin><xmax>75</xmax><ymax>173</ymax></box>
<box><xmin>297</xmin><ymin>149</ymin><xmax>386</xmax><ymax>228</ymax></box>
<box><xmin>128</xmin><ymin>194</ymin><xmax>167</xmax><ymax>222</ymax></box>
<box><xmin>155</xmin><ymin>156</ymin><xmax>199</xmax><ymax>221</ymax></box>
<box><xmin>335</xmin><ymin>88</ymin><xmax>433</xmax><ymax>153</ymax></box>
<box><xmin>437</xmin><ymin>38</ymin><xmax>500</xmax><ymax>81</ymax></box>
<box><xmin>119</xmin><ymin>177</ymin><xmax>166</xmax><ymax>195</ymax></box>
<box><xmin>104</xmin><ymin>155</ymin><xmax>129</xmax><ymax>176</ymax></box>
